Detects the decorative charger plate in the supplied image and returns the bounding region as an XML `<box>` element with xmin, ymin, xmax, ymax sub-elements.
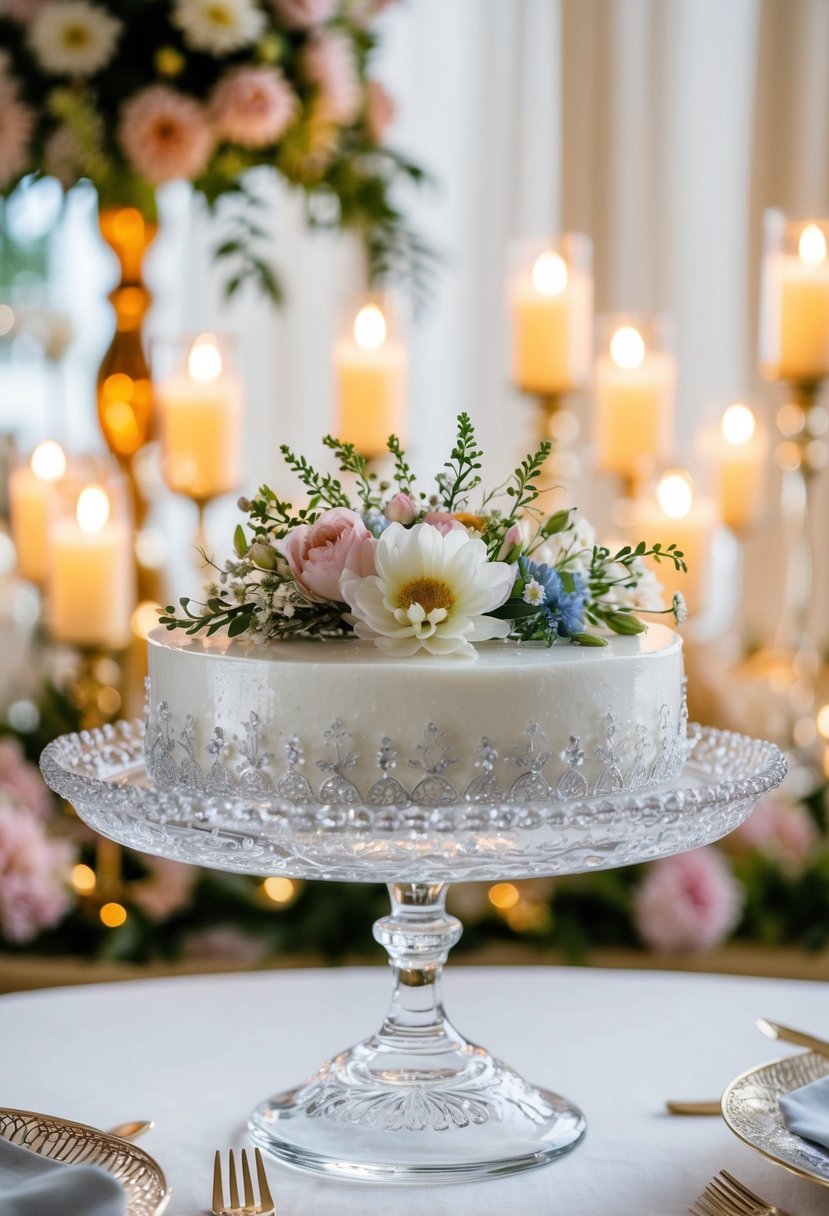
<box><xmin>721</xmin><ymin>1053</ymin><xmax>829</xmax><ymax>1188</ymax></box>
<box><xmin>0</xmin><ymin>1108</ymin><xmax>170</xmax><ymax>1215</ymax></box>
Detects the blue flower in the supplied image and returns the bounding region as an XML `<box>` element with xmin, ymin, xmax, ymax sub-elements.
<box><xmin>519</xmin><ymin>557</ymin><xmax>587</xmax><ymax>638</ymax></box>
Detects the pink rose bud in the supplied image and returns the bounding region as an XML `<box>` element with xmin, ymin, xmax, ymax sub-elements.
<box><xmin>385</xmin><ymin>492</ymin><xmax>417</xmax><ymax>525</ymax></box>
<box><xmin>498</xmin><ymin>522</ymin><xmax>526</xmax><ymax>561</ymax></box>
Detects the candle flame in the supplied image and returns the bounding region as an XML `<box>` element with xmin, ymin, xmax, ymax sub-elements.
<box><xmin>721</xmin><ymin>403</ymin><xmax>756</xmax><ymax>446</ymax></box>
<box><xmin>799</xmin><ymin>223</ymin><xmax>827</xmax><ymax>266</ymax></box>
<box><xmin>531</xmin><ymin>251</ymin><xmax>568</xmax><ymax>297</ymax></box>
<box><xmin>353</xmin><ymin>304</ymin><xmax>387</xmax><ymax>351</ymax></box>
<box><xmin>76</xmin><ymin>485</ymin><xmax>110</xmax><ymax>534</ymax></box>
<box><xmin>657</xmin><ymin>470</ymin><xmax>693</xmax><ymax>520</ymax></box>
<box><xmin>30</xmin><ymin>440</ymin><xmax>66</xmax><ymax>482</ymax></box>
<box><xmin>610</xmin><ymin>325</ymin><xmax>646</xmax><ymax>370</ymax></box>
<box><xmin>188</xmin><ymin>334</ymin><xmax>223</xmax><ymax>383</ymax></box>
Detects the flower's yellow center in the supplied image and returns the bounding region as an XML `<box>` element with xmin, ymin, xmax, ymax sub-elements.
<box><xmin>398</xmin><ymin>577</ymin><xmax>454</xmax><ymax>615</ymax></box>
<box><xmin>207</xmin><ymin>4</ymin><xmax>235</xmax><ymax>26</ymax></box>
<box><xmin>63</xmin><ymin>23</ymin><xmax>91</xmax><ymax>47</ymax></box>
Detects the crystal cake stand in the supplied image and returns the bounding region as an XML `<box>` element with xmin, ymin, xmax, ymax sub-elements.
<box><xmin>42</xmin><ymin>722</ymin><xmax>785</xmax><ymax>1185</ymax></box>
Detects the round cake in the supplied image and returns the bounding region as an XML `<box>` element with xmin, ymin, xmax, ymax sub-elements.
<box><xmin>145</xmin><ymin>623</ymin><xmax>686</xmax><ymax>806</ymax></box>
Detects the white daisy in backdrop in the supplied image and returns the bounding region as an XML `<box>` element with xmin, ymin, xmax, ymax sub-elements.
<box><xmin>341</xmin><ymin>522</ymin><xmax>514</xmax><ymax>659</ymax></box>
<box><xmin>172</xmin><ymin>0</ymin><xmax>266</xmax><ymax>55</ymax></box>
<box><xmin>28</xmin><ymin>1</ymin><xmax>121</xmax><ymax>76</ymax></box>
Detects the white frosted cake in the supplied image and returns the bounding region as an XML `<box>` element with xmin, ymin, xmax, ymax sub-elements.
<box><xmin>145</xmin><ymin>624</ymin><xmax>686</xmax><ymax>806</ymax></box>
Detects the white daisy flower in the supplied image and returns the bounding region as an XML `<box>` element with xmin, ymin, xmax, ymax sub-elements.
<box><xmin>672</xmin><ymin>591</ymin><xmax>688</xmax><ymax>624</ymax></box>
<box><xmin>340</xmin><ymin>522</ymin><xmax>514</xmax><ymax>659</ymax></box>
<box><xmin>28</xmin><ymin>1</ymin><xmax>121</xmax><ymax>77</ymax></box>
<box><xmin>522</xmin><ymin>578</ymin><xmax>546</xmax><ymax>607</ymax></box>
<box><xmin>172</xmin><ymin>0</ymin><xmax>266</xmax><ymax>55</ymax></box>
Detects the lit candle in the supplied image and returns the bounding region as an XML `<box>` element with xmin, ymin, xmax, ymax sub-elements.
<box><xmin>713</xmin><ymin>403</ymin><xmax>768</xmax><ymax>532</ymax></box>
<box><xmin>9</xmin><ymin>440</ymin><xmax>67</xmax><ymax>584</ymax></box>
<box><xmin>333</xmin><ymin>302</ymin><xmax>407</xmax><ymax>458</ymax></box>
<box><xmin>509</xmin><ymin>247</ymin><xmax>593</xmax><ymax>395</ymax></box>
<box><xmin>49</xmin><ymin>484</ymin><xmax>134</xmax><ymax>649</ymax></box>
<box><xmin>156</xmin><ymin>333</ymin><xmax>243</xmax><ymax>501</ymax></box>
<box><xmin>760</xmin><ymin>216</ymin><xmax>829</xmax><ymax>381</ymax></box>
<box><xmin>632</xmin><ymin>471</ymin><xmax>718</xmax><ymax>618</ymax></box>
<box><xmin>595</xmin><ymin>322</ymin><xmax>676</xmax><ymax>483</ymax></box>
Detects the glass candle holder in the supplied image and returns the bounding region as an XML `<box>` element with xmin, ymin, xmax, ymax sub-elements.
<box><xmin>508</xmin><ymin>234</ymin><xmax>593</xmax><ymax>398</ymax></box>
<box><xmin>333</xmin><ymin>294</ymin><xmax>408</xmax><ymax>459</ymax></box>
<box><xmin>9</xmin><ymin>440</ymin><xmax>69</xmax><ymax>586</ymax></box>
<box><xmin>47</xmin><ymin>465</ymin><xmax>134</xmax><ymax>651</ymax></box>
<box><xmin>700</xmin><ymin>398</ymin><xmax>770</xmax><ymax>534</ymax></box>
<box><xmin>628</xmin><ymin>466</ymin><xmax>719</xmax><ymax>619</ymax></box>
<box><xmin>594</xmin><ymin>314</ymin><xmax>676</xmax><ymax>490</ymax></box>
<box><xmin>153</xmin><ymin>332</ymin><xmax>244</xmax><ymax>507</ymax></box>
<box><xmin>759</xmin><ymin>208</ymin><xmax>829</xmax><ymax>384</ymax></box>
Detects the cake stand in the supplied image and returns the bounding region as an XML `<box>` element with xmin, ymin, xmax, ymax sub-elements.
<box><xmin>41</xmin><ymin>721</ymin><xmax>785</xmax><ymax>1185</ymax></box>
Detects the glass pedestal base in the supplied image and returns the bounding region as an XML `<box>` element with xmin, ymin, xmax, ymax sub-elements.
<box><xmin>249</xmin><ymin>1035</ymin><xmax>585</xmax><ymax>1184</ymax></box>
<box><xmin>249</xmin><ymin>882</ymin><xmax>585</xmax><ymax>1183</ymax></box>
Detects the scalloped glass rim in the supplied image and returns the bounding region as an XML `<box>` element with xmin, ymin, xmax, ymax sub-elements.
<box><xmin>40</xmin><ymin>721</ymin><xmax>786</xmax><ymax>883</ymax></box>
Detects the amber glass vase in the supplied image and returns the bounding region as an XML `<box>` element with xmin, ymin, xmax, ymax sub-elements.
<box><xmin>97</xmin><ymin>205</ymin><xmax>158</xmax><ymax>604</ymax></box>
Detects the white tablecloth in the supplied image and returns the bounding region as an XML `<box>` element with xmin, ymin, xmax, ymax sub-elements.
<box><xmin>0</xmin><ymin>965</ymin><xmax>826</xmax><ymax>1215</ymax></box>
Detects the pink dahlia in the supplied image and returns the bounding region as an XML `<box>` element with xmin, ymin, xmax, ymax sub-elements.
<box><xmin>302</xmin><ymin>32</ymin><xmax>361</xmax><ymax>125</ymax></box>
<box><xmin>119</xmin><ymin>85</ymin><xmax>213</xmax><ymax>185</ymax></box>
<box><xmin>269</xmin><ymin>0</ymin><xmax>336</xmax><ymax>29</ymax></box>
<box><xmin>0</xmin><ymin>96</ymin><xmax>33</xmax><ymax>189</ymax></box>
<box><xmin>364</xmin><ymin>78</ymin><xmax>395</xmax><ymax>143</ymax></box>
<box><xmin>131</xmin><ymin>856</ymin><xmax>197</xmax><ymax>921</ymax></box>
<box><xmin>633</xmin><ymin>848</ymin><xmax>742</xmax><ymax>954</ymax></box>
<box><xmin>211</xmin><ymin>66</ymin><xmax>296</xmax><ymax>148</ymax></box>
<box><xmin>0</xmin><ymin>739</ymin><xmax>52</xmax><ymax>820</ymax></box>
<box><xmin>0</xmin><ymin>800</ymin><xmax>74</xmax><ymax>944</ymax></box>
<box><xmin>727</xmin><ymin>796</ymin><xmax>818</xmax><ymax>869</ymax></box>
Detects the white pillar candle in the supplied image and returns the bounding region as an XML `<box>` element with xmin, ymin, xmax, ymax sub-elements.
<box><xmin>713</xmin><ymin>404</ymin><xmax>768</xmax><ymax>532</ymax></box>
<box><xmin>631</xmin><ymin>471</ymin><xmax>718</xmax><ymax>618</ymax></box>
<box><xmin>595</xmin><ymin>325</ymin><xmax>676</xmax><ymax>480</ymax></box>
<box><xmin>333</xmin><ymin>303</ymin><xmax>407</xmax><ymax>458</ymax></box>
<box><xmin>9</xmin><ymin>441</ymin><xmax>67</xmax><ymax>585</ymax></box>
<box><xmin>760</xmin><ymin>219</ymin><xmax>829</xmax><ymax>381</ymax></box>
<box><xmin>510</xmin><ymin>250</ymin><xmax>593</xmax><ymax>395</ymax></box>
<box><xmin>157</xmin><ymin>334</ymin><xmax>243</xmax><ymax>501</ymax></box>
<box><xmin>49</xmin><ymin>484</ymin><xmax>134</xmax><ymax>649</ymax></box>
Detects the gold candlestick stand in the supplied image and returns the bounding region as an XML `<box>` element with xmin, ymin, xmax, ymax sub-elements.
<box><xmin>528</xmin><ymin>392</ymin><xmax>581</xmax><ymax>504</ymax></box>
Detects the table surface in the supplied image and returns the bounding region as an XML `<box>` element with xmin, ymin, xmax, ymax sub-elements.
<box><xmin>0</xmin><ymin>965</ymin><xmax>827</xmax><ymax>1215</ymax></box>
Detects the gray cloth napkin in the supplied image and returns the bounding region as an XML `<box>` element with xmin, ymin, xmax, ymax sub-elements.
<box><xmin>780</xmin><ymin>1074</ymin><xmax>829</xmax><ymax>1150</ymax></box>
<box><xmin>0</xmin><ymin>1133</ymin><xmax>127</xmax><ymax>1216</ymax></box>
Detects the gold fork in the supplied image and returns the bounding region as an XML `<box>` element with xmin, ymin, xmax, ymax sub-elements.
<box><xmin>212</xmin><ymin>1147</ymin><xmax>274</xmax><ymax>1215</ymax></box>
<box><xmin>690</xmin><ymin>1169</ymin><xmax>793</xmax><ymax>1216</ymax></box>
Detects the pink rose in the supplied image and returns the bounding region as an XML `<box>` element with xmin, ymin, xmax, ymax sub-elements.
<box><xmin>364</xmin><ymin>79</ymin><xmax>395</xmax><ymax>144</ymax></box>
<box><xmin>0</xmin><ymin>800</ymin><xmax>74</xmax><ymax>944</ymax></box>
<box><xmin>633</xmin><ymin>848</ymin><xmax>742</xmax><ymax>954</ymax></box>
<box><xmin>283</xmin><ymin>508</ymin><xmax>377</xmax><ymax>603</ymax></box>
<box><xmin>384</xmin><ymin>492</ymin><xmax>416</xmax><ymax>525</ymax></box>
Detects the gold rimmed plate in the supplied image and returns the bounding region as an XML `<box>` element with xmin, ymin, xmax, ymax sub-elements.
<box><xmin>0</xmin><ymin>1108</ymin><xmax>170</xmax><ymax>1215</ymax></box>
<box><xmin>721</xmin><ymin>1053</ymin><xmax>829</xmax><ymax>1188</ymax></box>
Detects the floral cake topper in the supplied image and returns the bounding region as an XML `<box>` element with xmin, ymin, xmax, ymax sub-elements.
<box><xmin>160</xmin><ymin>414</ymin><xmax>687</xmax><ymax>657</ymax></box>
